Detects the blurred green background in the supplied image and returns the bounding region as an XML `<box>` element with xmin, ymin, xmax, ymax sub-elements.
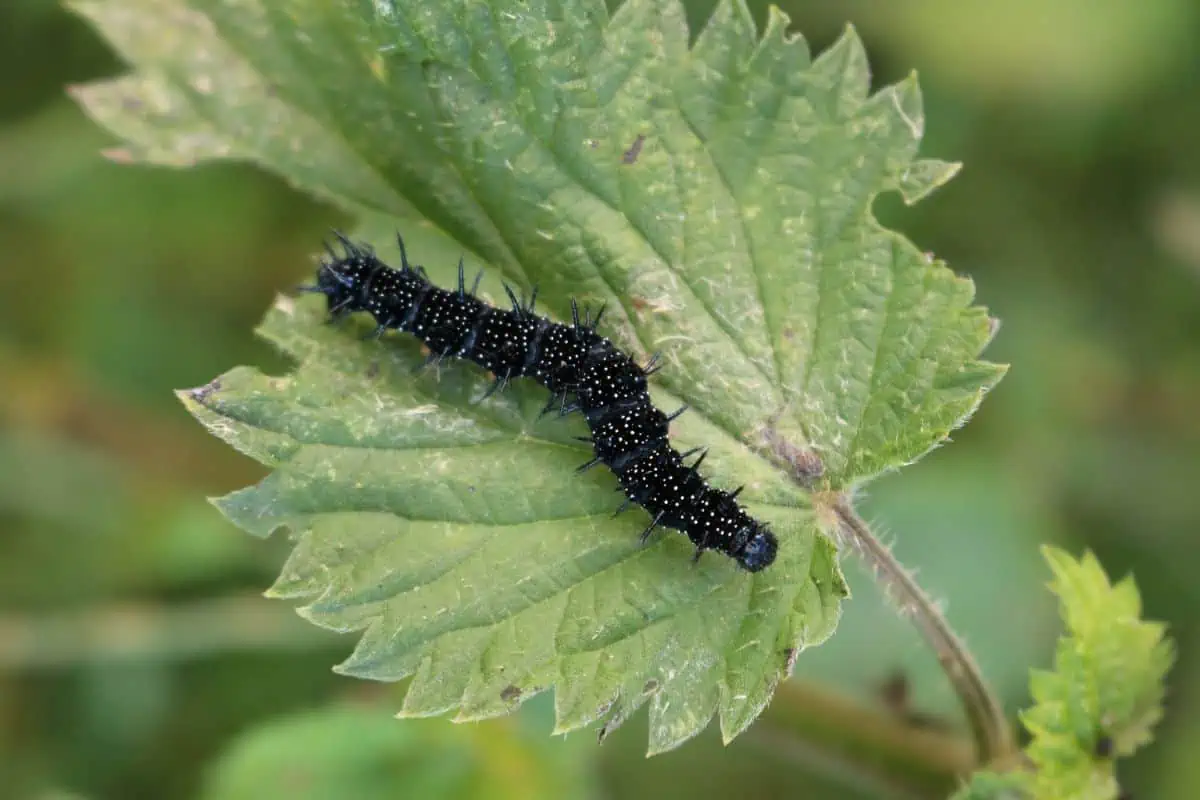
<box><xmin>2</xmin><ymin>0</ymin><xmax>1198</xmax><ymax>798</ymax></box>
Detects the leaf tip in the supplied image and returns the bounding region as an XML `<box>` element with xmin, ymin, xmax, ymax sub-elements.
<box><xmin>809</xmin><ymin>21</ymin><xmax>871</xmax><ymax>111</ymax></box>
<box><xmin>1039</xmin><ymin>544</ymin><xmax>1081</xmax><ymax>584</ymax></box>
<box><xmin>272</xmin><ymin>294</ymin><xmax>298</xmax><ymax>316</ymax></box>
<box><xmin>897</xmin><ymin>158</ymin><xmax>962</xmax><ymax>205</ymax></box>
<box><xmin>985</xmin><ymin>315</ymin><xmax>1003</xmax><ymax>346</ymax></box>
<box><xmin>176</xmin><ymin>379</ymin><xmax>223</xmax><ymax>408</ymax></box>
<box><xmin>763</xmin><ymin>3</ymin><xmax>792</xmax><ymax>33</ymax></box>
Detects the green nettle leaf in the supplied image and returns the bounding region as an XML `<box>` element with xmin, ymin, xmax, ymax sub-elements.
<box><xmin>71</xmin><ymin>0</ymin><xmax>1003</xmax><ymax>751</ymax></box>
<box><xmin>1017</xmin><ymin>547</ymin><xmax>1174</xmax><ymax>800</ymax></box>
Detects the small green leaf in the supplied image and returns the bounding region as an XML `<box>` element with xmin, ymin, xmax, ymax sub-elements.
<box><xmin>74</xmin><ymin>0</ymin><xmax>1003</xmax><ymax>751</ymax></box>
<box><xmin>1018</xmin><ymin>546</ymin><xmax>1175</xmax><ymax>800</ymax></box>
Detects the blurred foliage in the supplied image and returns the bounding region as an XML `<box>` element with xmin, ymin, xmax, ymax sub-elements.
<box><xmin>200</xmin><ymin>701</ymin><xmax>593</xmax><ymax>800</ymax></box>
<box><xmin>1020</xmin><ymin>548</ymin><xmax>1173</xmax><ymax>798</ymax></box>
<box><xmin>1</xmin><ymin>0</ymin><xmax>1198</xmax><ymax>798</ymax></box>
<box><xmin>953</xmin><ymin>548</ymin><xmax>1174</xmax><ymax>800</ymax></box>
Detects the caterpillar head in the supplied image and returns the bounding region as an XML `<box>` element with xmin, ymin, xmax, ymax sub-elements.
<box><xmin>738</xmin><ymin>524</ymin><xmax>778</xmax><ymax>572</ymax></box>
<box><xmin>300</xmin><ymin>232</ymin><xmax>384</xmax><ymax>316</ymax></box>
<box><xmin>312</xmin><ymin>260</ymin><xmax>358</xmax><ymax>309</ymax></box>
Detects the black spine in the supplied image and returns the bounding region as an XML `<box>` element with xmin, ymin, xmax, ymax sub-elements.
<box><xmin>304</xmin><ymin>234</ymin><xmax>778</xmax><ymax>572</ymax></box>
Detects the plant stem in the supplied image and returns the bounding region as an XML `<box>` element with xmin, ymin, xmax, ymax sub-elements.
<box><xmin>756</xmin><ymin>679</ymin><xmax>974</xmax><ymax>799</ymax></box>
<box><xmin>756</xmin><ymin>419</ymin><xmax>1014</xmax><ymax>766</ymax></box>
<box><xmin>829</xmin><ymin>496</ymin><xmax>1015</xmax><ymax>766</ymax></box>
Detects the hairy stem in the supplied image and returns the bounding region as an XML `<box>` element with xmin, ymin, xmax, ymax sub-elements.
<box><xmin>756</xmin><ymin>418</ymin><xmax>1013</xmax><ymax>765</ymax></box>
<box><xmin>829</xmin><ymin>496</ymin><xmax>1015</xmax><ymax>765</ymax></box>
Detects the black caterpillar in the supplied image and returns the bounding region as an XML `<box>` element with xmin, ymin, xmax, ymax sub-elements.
<box><xmin>302</xmin><ymin>232</ymin><xmax>778</xmax><ymax>572</ymax></box>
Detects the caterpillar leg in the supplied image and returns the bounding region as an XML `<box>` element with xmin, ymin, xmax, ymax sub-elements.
<box><xmin>638</xmin><ymin>512</ymin><xmax>664</xmax><ymax>544</ymax></box>
<box><xmin>363</xmin><ymin>318</ymin><xmax>395</xmax><ymax>341</ymax></box>
<box><xmin>576</xmin><ymin>456</ymin><xmax>602</xmax><ymax>473</ymax></box>
<box><xmin>414</xmin><ymin>352</ymin><xmax>444</xmax><ymax>373</ymax></box>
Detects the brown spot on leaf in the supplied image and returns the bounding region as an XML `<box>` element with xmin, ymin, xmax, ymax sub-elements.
<box><xmin>642</xmin><ymin>679</ymin><xmax>659</xmax><ymax>694</ymax></box>
<box><xmin>622</xmin><ymin>133</ymin><xmax>646</xmax><ymax>164</ymax></box>
<box><xmin>761</xmin><ymin>421</ymin><xmax>824</xmax><ymax>488</ymax></box>
<box><xmin>189</xmin><ymin>379</ymin><xmax>222</xmax><ymax>403</ymax></box>
<box><xmin>500</xmin><ymin>684</ymin><xmax>522</xmax><ymax>702</ymax></box>
<box><xmin>595</xmin><ymin>697</ymin><xmax>620</xmax><ymax>743</ymax></box>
